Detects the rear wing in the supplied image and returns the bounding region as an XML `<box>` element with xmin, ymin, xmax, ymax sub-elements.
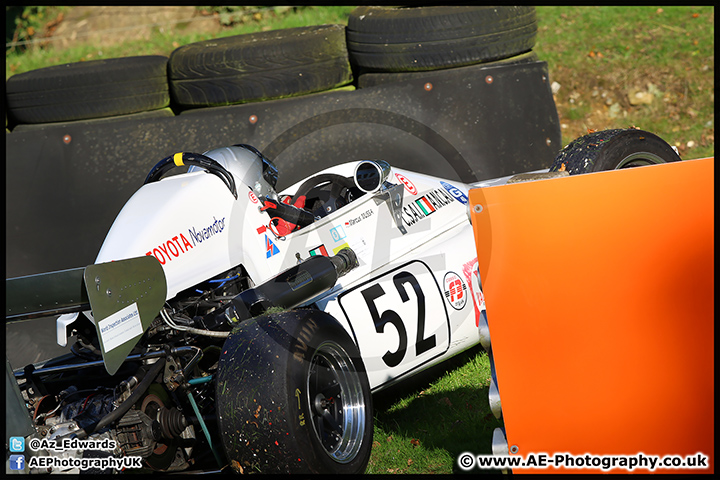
<box><xmin>6</xmin><ymin>256</ymin><xmax>167</xmax><ymax>375</ymax></box>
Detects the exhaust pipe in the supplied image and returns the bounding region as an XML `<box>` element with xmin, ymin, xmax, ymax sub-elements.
<box><xmin>201</xmin><ymin>248</ymin><xmax>358</xmax><ymax>329</ymax></box>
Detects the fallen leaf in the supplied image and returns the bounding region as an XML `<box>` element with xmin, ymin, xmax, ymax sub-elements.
<box><xmin>411</xmin><ymin>438</ymin><xmax>421</xmax><ymax>447</ymax></box>
<box><xmin>387</xmin><ymin>436</ymin><xmax>393</xmax><ymax>442</ymax></box>
<box><xmin>692</xmin><ymin>13</ymin><xmax>699</xmax><ymax>18</ymax></box>
<box><xmin>408</xmin><ymin>458</ymin><xmax>414</xmax><ymax>466</ymax></box>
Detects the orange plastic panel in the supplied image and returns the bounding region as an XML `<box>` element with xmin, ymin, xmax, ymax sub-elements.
<box><xmin>469</xmin><ymin>158</ymin><xmax>713</xmax><ymax>474</ymax></box>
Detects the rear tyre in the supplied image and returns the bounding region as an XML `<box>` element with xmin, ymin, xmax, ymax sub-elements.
<box><xmin>216</xmin><ymin>309</ymin><xmax>372</xmax><ymax>474</ymax></box>
<box><xmin>549</xmin><ymin>129</ymin><xmax>681</xmax><ymax>175</ymax></box>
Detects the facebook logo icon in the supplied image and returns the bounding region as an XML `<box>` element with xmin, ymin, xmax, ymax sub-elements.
<box><xmin>9</xmin><ymin>454</ymin><xmax>25</xmax><ymax>471</ymax></box>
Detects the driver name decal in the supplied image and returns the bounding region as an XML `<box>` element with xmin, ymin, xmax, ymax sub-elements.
<box><xmin>401</xmin><ymin>188</ymin><xmax>454</xmax><ymax>228</ymax></box>
<box><xmin>345</xmin><ymin>209</ymin><xmax>374</xmax><ymax>227</ymax></box>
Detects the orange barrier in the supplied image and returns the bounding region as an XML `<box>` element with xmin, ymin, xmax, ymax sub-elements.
<box><xmin>469</xmin><ymin>158</ymin><xmax>714</xmax><ymax>474</ymax></box>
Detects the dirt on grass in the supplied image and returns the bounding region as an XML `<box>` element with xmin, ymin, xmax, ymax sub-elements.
<box><xmin>46</xmin><ymin>6</ymin><xmax>223</xmax><ymax>50</ymax></box>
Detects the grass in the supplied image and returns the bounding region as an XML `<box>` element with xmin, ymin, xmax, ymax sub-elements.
<box><xmin>534</xmin><ymin>6</ymin><xmax>714</xmax><ymax>158</ymax></box>
<box><xmin>4</xmin><ymin>6</ymin><xmax>714</xmax><ymax>473</ymax></box>
<box><xmin>367</xmin><ymin>345</ymin><xmax>502</xmax><ymax>474</ymax></box>
<box><xmin>5</xmin><ymin>6</ymin><xmax>356</xmax><ymax>78</ymax></box>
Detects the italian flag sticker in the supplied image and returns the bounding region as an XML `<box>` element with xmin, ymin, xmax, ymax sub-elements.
<box><xmin>309</xmin><ymin>245</ymin><xmax>328</xmax><ymax>257</ymax></box>
<box><xmin>415</xmin><ymin>197</ymin><xmax>436</xmax><ymax>215</ymax></box>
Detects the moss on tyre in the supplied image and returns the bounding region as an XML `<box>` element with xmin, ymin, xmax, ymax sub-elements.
<box><xmin>6</xmin><ymin>56</ymin><xmax>169</xmax><ymax>124</ymax></box>
<box><xmin>216</xmin><ymin>309</ymin><xmax>373</xmax><ymax>474</ymax></box>
<box><xmin>347</xmin><ymin>6</ymin><xmax>537</xmax><ymax>72</ymax></box>
<box><xmin>357</xmin><ymin>51</ymin><xmax>539</xmax><ymax>88</ymax></box>
<box><xmin>549</xmin><ymin>129</ymin><xmax>682</xmax><ymax>175</ymax></box>
<box><xmin>168</xmin><ymin>25</ymin><xmax>353</xmax><ymax>108</ymax></box>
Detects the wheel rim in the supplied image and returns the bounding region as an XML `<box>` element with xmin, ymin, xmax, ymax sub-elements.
<box><xmin>307</xmin><ymin>340</ymin><xmax>366</xmax><ymax>464</ymax></box>
<box><xmin>615</xmin><ymin>151</ymin><xmax>667</xmax><ymax>169</ymax></box>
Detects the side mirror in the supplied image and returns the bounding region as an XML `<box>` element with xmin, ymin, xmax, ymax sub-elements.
<box><xmin>353</xmin><ymin>160</ymin><xmax>391</xmax><ymax>193</ymax></box>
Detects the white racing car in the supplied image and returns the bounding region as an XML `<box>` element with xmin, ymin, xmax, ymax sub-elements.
<box><xmin>6</xmin><ymin>128</ymin><xmax>680</xmax><ymax>473</ymax></box>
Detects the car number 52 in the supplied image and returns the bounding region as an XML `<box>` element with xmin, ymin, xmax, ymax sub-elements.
<box><xmin>339</xmin><ymin>261</ymin><xmax>450</xmax><ymax>387</ymax></box>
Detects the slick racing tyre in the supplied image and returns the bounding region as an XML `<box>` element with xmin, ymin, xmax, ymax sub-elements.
<box><xmin>549</xmin><ymin>128</ymin><xmax>682</xmax><ymax>175</ymax></box>
<box><xmin>168</xmin><ymin>25</ymin><xmax>352</xmax><ymax>107</ymax></box>
<box><xmin>6</xmin><ymin>56</ymin><xmax>170</xmax><ymax>124</ymax></box>
<box><xmin>216</xmin><ymin>309</ymin><xmax>373</xmax><ymax>474</ymax></box>
<box><xmin>347</xmin><ymin>6</ymin><xmax>537</xmax><ymax>72</ymax></box>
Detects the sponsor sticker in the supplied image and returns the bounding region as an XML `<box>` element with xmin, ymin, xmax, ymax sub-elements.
<box><xmin>443</xmin><ymin>271</ymin><xmax>468</xmax><ymax>310</ymax></box>
<box><xmin>248</xmin><ymin>191</ymin><xmax>259</xmax><ymax>204</ymax></box>
<box><xmin>98</xmin><ymin>303</ymin><xmax>143</xmax><ymax>352</ymax></box>
<box><xmin>395</xmin><ymin>172</ymin><xmax>418</xmax><ymax>195</ymax></box>
<box><xmin>401</xmin><ymin>188</ymin><xmax>455</xmax><ymax>228</ymax></box>
<box><xmin>309</xmin><ymin>245</ymin><xmax>329</xmax><ymax>257</ymax></box>
<box><xmin>257</xmin><ymin>225</ymin><xmax>280</xmax><ymax>258</ymax></box>
<box><xmin>462</xmin><ymin>258</ymin><xmax>485</xmax><ymax>327</ymax></box>
<box><xmin>330</xmin><ymin>225</ymin><xmax>346</xmax><ymax>242</ymax></box>
<box><xmin>440</xmin><ymin>181</ymin><xmax>469</xmax><ymax>205</ymax></box>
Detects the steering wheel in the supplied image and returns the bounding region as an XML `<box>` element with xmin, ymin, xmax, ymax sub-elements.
<box><xmin>291</xmin><ymin>173</ymin><xmax>356</xmax><ymax>217</ymax></box>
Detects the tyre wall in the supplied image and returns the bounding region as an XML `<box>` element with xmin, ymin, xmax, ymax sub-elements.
<box><xmin>5</xmin><ymin>7</ymin><xmax>559</xmax><ymax>278</ymax></box>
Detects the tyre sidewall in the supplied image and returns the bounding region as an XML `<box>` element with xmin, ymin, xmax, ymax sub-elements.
<box><xmin>592</xmin><ymin>130</ymin><xmax>681</xmax><ymax>171</ymax></box>
<box><xmin>282</xmin><ymin>310</ymin><xmax>373</xmax><ymax>474</ymax></box>
<box><xmin>216</xmin><ymin>309</ymin><xmax>372</xmax><ymax>474</ymax></box>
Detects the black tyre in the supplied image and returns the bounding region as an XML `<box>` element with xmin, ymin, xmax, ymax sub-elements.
<box><xmin>168</xmin><ymin>25</ymin><xmax>353</xmax><ymax>107</ymax></box>
<box><xmin>549</xmin><ymin>129</ymin><xmax>682</xmax><ymax>175</ymax></box>
<box><xmin>216</xmin><ymin>309</ymin><xmax>373</xmax><ymax>474</ymax></box>
<box><xmin>6</xmin><ymin>56</ymin><xmax>169</xmax><ymax>124</ymax></box>
<box><xmin>357</xmin><ymin>51</ymin><xmax>538</xmax><ymax>88</ymax></box>
<box><xmin>347</xmin><ymin>6</ymin><xmax>537</xmax><ymax>72</ymax></box>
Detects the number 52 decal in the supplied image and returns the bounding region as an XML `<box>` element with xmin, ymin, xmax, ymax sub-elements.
<box><xmin>338</xmin><ymin>261</ymin><xmax>450</xmax><ymax>388</ymax></box>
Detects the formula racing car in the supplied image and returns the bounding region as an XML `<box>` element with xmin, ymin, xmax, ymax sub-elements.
<box><xmin>5</xmin><ymin>128</ymin><xmax>681</xmax><ymax>473</ymax></box>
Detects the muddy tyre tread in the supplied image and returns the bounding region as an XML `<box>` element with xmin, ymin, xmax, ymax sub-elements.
<box><xmin>549</xmin><ymin>128</ymin><xmax>682</xmax><ymax>175</ymax></box>
<box><xmin>216</xmin><ymin>309</ymin><xmax>373</xmax><ymax>474</ymax></box>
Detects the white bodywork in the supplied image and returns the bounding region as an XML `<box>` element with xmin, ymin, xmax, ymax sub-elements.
<box><xmin>93</xmin><ymin>153</ymin><xmax>488</xmax><ymax>391</ymax></box>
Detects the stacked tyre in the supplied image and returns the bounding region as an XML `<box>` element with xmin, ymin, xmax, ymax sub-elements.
<box><xmin>6</xmin><ymin>56</ymin><xmax>173</xmax><ymax>129</ymax></box>
<box><xmin>346</xmin><ymin>6</ymin><xmax>538</xmax><ymax>86</ymax></box>
<box><xmin>167</xmin><ymin>24</ymin><xmax>353</xmax><ymax>109</ymax></box>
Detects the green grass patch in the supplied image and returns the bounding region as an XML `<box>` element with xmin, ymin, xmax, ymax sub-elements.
<box><xmin>5</xmin><ymin>6</ymin><xmax>356</xmax><ymax>79</ymax></box>
<box><xmin>367</xmin><ymin>345</ymin><xmax>503</xmax><ymax>474</ymax></box>
<box><xmin>535</xmin><ymin>6</ymin><xmax>714</xmax><ymax>158</ymax></box>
